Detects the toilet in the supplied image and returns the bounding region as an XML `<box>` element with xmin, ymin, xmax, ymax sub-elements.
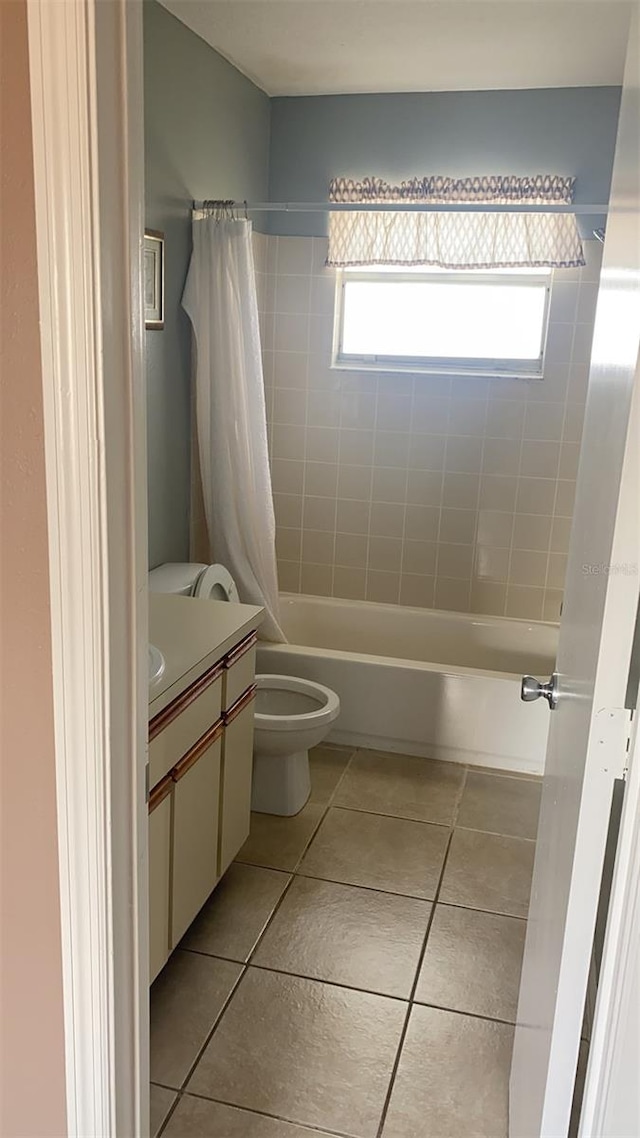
<box><xmin>252</xmin><ymin>674</ymin><xmax>339</xmax><ymax>816</ymax></box>
<box><xmin>148</xmin><ymin>562</ymin><xmax>340</xmax><ymax>816</ymax></box>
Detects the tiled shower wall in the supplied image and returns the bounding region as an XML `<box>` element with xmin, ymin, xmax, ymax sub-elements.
<box><xmin>254</xmin><ymin>232</ymin><xmax>601</xmax><ymax>622</ymax></box>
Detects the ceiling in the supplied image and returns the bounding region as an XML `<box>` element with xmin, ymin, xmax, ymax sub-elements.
<box><xmin>158</xmin><ymin>1</ymin><xmax>631</xmax><ymax>97</ymax></box>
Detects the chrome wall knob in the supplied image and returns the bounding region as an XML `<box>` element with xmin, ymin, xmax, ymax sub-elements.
<box><xmin>521</xmin><ymin>673</ymin><xmax>559</xmax><ymax>709</ymax></box>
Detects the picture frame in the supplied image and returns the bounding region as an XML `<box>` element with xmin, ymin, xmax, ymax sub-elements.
<box><xmin>144</xmin><ymin>229</ymin><xmax>164</xmax><ymax>329</ymax></box>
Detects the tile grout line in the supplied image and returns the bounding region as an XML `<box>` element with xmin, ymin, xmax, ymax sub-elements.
<box><xmin>374</xmin><ymin>826</ymin><xmax>456</xmax><ymax>1138</ymax></box>
<box><xmin>174</xmin><ymin>1088</ymin><xmax>356</xmax><ymax>1138</ymax></box>
<box><xmin>450</xmin><ymin>763</ymin><xmax>469</xmax><ymax>828</ymax></box>
<box><xmin>156</xmin><ymin>1091</ymin><xmax>181</xmax><ymax>1137</ymax></box>
<box><xmin>290</xmin><ymin>868</ymin><xmax>442</xmax><ymax>901</ymax></box>
<box><xmin>158</xmin><ymin>1084</ymin><xmax>353</xmax><ymax>1138</ymax></box>
<box><xmin>288</xmin><ymin>746</ymin><xmax>361</xmax><ymax>873</ymax></box>
<box><xmin>238</xmin><ymin>960</ymin><xmax>412</xmax><ymax>1005</ymax></box>
<box><xmin>464</xmin><ymin>384</ymin><xmax>489</xmax><ymax>614</ymax></box>
<box><xmin>238</xmin><ymin>800</ymin><xmax>537</xmax><ymax>844</ymax></box>
<box><xmin>236</xmin><ymin>745</ymin><xmax>359</xmax><ymax>877</ymax></box>
<box><xmin>179</xmin><ymin>883</ymin><xmax>528</xmax><ymax>948</ymax></box>
<box><xmin>362</xmin><ymin>376</ymin><xmax>380</xmax><ymax>602</ymax></box>
<box><xmin>298</xmin><ymin>247</ymin><xmax>313</xmax><ymax>594</ymax></box>
<box><xmin>156</xmin><ymin>746</ymin><xmax>535</xmax><ymax>1136</ymax></box>
<box><xmin>311</xmin><ymin>802</ymin><xmax>456</xmax><ymax>828</ymax></box>
<box><xmin>394</xmin><ymin>384</ymin><xmax>412</xmax><ymax>606</ymax></box>
<box><xmin>407</xmin><ymin>999</ymin><xmax>519</xmax><ymax>1029</ymax></box>
<box><xmin>167</xmin><ymin>963</ymin><xmax>246</xmax><ymax>1099</ymax></box>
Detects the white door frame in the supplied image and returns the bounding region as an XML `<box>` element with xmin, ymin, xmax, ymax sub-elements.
<box><xmin>27</xmin><ymin>1</ymin><xmax>148</xmax><ymax>1134</ymax></box>
<box><xmin>26</xmin><ymin>1</ymin><xmax>638</xmax><ymax>1135</ymax></box>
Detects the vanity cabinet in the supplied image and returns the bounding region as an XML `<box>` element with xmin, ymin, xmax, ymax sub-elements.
<box><xmin>148</xmin><ymin>627</ymin><xmax>258</xmax><ymax>983</ymax></box>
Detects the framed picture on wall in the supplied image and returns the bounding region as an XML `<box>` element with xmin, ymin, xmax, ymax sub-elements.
<box><xmin>144</xmin><ymin>230</ymin><xmax>164</xmax><ymax>329</ymax></box>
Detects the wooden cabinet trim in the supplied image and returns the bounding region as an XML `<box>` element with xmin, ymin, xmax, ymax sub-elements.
<box><xmin>148</xmin><ymin>775</ymin><xmax>173</xmax><ymax>813</ymax></box>
<box><xmin>224</xmin><ymin>685</ymin><xmax>257</xmax><ymax>726</ymax></box>
<box><xmin>171</xmin><ymin>718</ymin><xmax>224</xmax><ymax>782</ymax></box>
<box><xmin>149</xmin><ymin>660</ymin><xmax>224</xmax><ymax>741</ymax></box>
<box><xmin>224</xmin><ymin>631</ymin><xmax>258</xmax><ymax>669</ymax></box>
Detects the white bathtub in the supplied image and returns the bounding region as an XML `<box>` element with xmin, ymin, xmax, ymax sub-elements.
<box><xmin>258</xmin><ymin>594</ymin><xmax>558</xmax><ymax>774</ymax></box>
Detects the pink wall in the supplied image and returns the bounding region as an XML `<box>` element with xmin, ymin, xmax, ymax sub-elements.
<box><xmin>0</xmin><ymin>2</ymin><xmax>68</xmax><ymax>1133</ymax></box>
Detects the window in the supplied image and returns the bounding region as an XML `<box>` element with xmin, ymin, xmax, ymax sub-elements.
<box><xmin>333</xmin><ymin>268</ymin><xmax>551</xmax><ymax>378</ymax></box>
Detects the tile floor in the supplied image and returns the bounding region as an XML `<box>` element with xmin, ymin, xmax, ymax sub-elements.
<box><xmin>151</xmin><ymin>745</ymin><xmax>541</xmax><ymax>1138</ymax></box>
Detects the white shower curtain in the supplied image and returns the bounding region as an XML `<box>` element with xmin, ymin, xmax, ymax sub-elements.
<box><xmin>182</xmin><ymin>216</ymin><xmax>285</xmax><ymax>642</ymax></box>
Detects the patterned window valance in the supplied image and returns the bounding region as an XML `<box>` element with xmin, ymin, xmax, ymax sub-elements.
<box><xmin>327</xmin><ymin>175</ymin><xmax>585</xmax><ymax>270</ymax></box>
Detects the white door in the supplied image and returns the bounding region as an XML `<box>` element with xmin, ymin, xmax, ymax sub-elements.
<box><xmin>510</xmin><ymin>15</ymin><xmax>640</xmax><ymax>1137</ymax></box>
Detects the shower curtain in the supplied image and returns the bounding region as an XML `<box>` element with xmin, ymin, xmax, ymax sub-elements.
<box><xmin>182</xmin><ymin>214</ymin><xmax>285</xmax><ymax>642</ymax></box>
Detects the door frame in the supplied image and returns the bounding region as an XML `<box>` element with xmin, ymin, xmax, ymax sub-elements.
<box><xmin>26</xmin><ymin>1</ymin><xmax>638</xmax><ymax>1135</ymax></box>
<box><xmin>27</xmin><ymin>1</ymin><xmax>148</xmax><ymax>1134</ymax></box>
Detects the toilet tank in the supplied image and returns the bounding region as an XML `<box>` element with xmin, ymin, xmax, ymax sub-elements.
<box><xmin>148</xmin><ymin>562</ymin><xmax>207</xmax><ymax>596</ymax></box>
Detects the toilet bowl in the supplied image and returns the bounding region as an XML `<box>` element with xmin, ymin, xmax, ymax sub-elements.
<box><xmin>252</xmin><ymin>674</ymin><xmax>340</xmax><ymax>816</ymax></box>
<box><xmin>148</xmin><ymin>562</ymin><xmax>341</xmax><ymax>816</ymax></box>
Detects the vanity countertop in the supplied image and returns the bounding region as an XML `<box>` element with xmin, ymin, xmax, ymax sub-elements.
<box><xmin>149</xmin><ymin>593</ymin><xmax>264</xmax><ymax>717</ymax></box>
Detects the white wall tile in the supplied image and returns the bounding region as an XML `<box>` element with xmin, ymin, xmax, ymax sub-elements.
<box><xmin>264</xmin><ymin>235</ymin><xmax>600</xmax><ymax>618</ymax></box>
<box><xmin>366</xmin><ymin>570</ymin><xmax>401</xmax><ymax>604</ymax></box>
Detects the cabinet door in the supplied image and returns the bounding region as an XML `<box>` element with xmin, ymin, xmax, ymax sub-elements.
<box><xmin>171</xmin><ymin>726</ymin><xmax>222</xmax><ymax>946</ymax></box>
<box><xmin>149</xmin><ymin>780</ymin><xmax>172</xmax><ymax>983</ymax></box>
<box><xmin>220</xmin><ymin>689</ymin><xmax>256</xmax><ymax>875</ymax></box>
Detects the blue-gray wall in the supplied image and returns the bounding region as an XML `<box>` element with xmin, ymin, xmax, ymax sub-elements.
<box><xmin>144</xmin><ymin>8</ymin><xmax>621</xmax><ymax>566</ymax></box>
<box><xmin>144</xmin><ymin>0</ymin><xmax>270</xmax><ymax>567</ymax></box>
<box><xmin>268</xmin><ymin>87</ymin><xmax>621</xmax><ymax>236</ymax></box>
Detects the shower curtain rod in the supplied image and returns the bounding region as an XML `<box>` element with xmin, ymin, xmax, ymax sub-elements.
<box><xmin>193</xmin><ymin>200</ymin><xmax>609</xmax><ymax>215</ymax></box>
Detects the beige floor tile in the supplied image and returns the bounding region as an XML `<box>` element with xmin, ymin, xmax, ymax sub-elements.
<box><xmin>382</xmin><ymin>1004</ymin><xmax>513</xmax><ymax>1138</ymax></box>
<box><xmin>163</xmin><ymin>1095</ymin><xmax>337</xmax><ymax>1137</ymax></box>
<box><xmin>150</xmin><ymin>950</ymin><xmax>242</xmax><ymax>1088</ymax></box>
<box><xmin>334</xmin><ymin>750</ymin><xmax>465</xmax><ymax>825</ymax></box>
<box><xmin>188</xmin><ymin>968</ymin><xmax>406</xmax><ymax>1137</ymax></box>
<box><xmin>298</xmin><ymin>807</ymin><xmax>449</xmax><ymax>899</ymax></box>
<box><xmin>180</xmin><ymin>863</ymin><xmax>291</xmax><ymax>962</ymax></box>
<box><xmin>309</xmin><ymin>745</ymin><xmax>354</xmax><ymax>805</ymax></box>
<box><xmin>253</xmin><ymin>875</ymin><xmax>430</xmax><ymax>997</ymax></box>
<box><xmin>150</xmin><ymin>1084</ymin><xmax>176</xmax><ymax>1137</ymax></box>
<box><xmin>457</xmin><ymin>771</ymin><xmax>542</xmax><ymax>839</ymax></box>
<box><xmin>440</xmin><ymin>829</ymin><xmax>535</xmax><ymax>917</ymax></box>
<box><xmin>415</xmin><ymin>904</ymin><xmax>526</xmax><ymax>1021</ymax></box>
<box><xmin>236</xmin><ymin>804</ymin><xmax>325</xmax><ymax>871</ymax></box>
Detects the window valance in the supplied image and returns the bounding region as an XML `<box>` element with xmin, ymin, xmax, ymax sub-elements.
<box><xmin>327</xmin><ymin>175</ymin><xmax>585</xmax><ymax>270</ymax></box>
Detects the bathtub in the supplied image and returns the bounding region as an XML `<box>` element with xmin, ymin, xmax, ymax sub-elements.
<box><xmin>258</xmin><ymin>594</ymin><xmax>558</xmax><ymax>774</ymax></box>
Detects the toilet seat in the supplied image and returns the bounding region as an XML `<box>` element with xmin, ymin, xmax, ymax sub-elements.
<box><xmin>193</xmin><ymin>563</ymin><xmax>239</xmax><ymax>603</ymax></box>
<box><xmin>254</xmin><ymin>674</ymin><xmax>340</xmax><ymax>733</ymax></box>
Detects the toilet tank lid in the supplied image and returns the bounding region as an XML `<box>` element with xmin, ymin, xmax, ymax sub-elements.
<box><xmin>148</xmin><ymin>562</ymin><xmax>208</xmax><ymax>594</ymax></box>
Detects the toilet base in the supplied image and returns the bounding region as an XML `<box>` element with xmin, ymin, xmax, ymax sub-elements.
<box><xmin>251</xmin><ymin>748</ymin><xmax>311</xmax><ymax>816</ymax></box>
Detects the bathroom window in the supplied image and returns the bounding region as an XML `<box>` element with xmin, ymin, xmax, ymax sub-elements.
<box><xmin>333</xmin><ymin>267</ymin><xmax>551</xmax><ymax>378</ymax></box>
